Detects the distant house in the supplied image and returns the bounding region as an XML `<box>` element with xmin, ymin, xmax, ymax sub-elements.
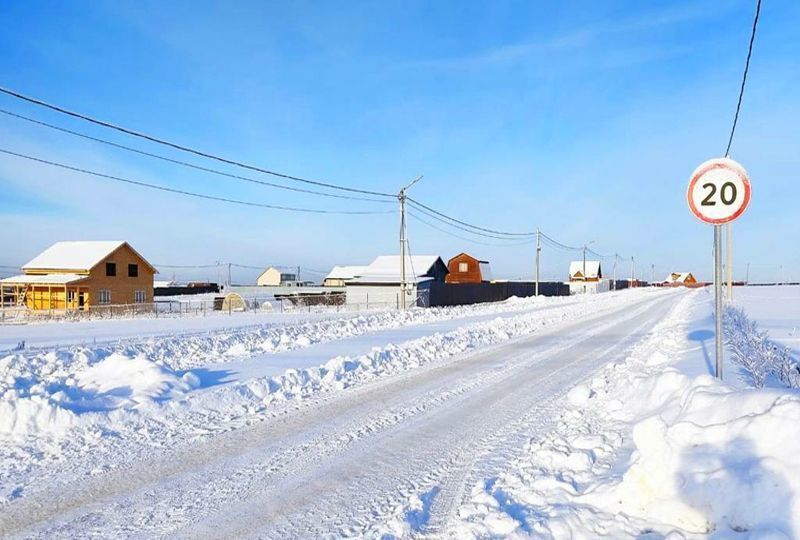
<box><xmin>257</xmin><ymin>267</ymin><xmax>298</xmax><ymax>287</ymax></box>
<box><xmin>0</xmin><ymin>241</ymin><xmax>156</xmax><ymax>311</ymax></box>
<box><xmin>445</xmin><ymin>253</ymin><xmax>492</xmax><ymax>284</ymax></box>
<box><xmin>569</xmin><ymin>261</ymin><xmax>602</xmax><ymax>282</ymax></box>
<box><xmin>664</xmin><ymin>272</ymin><xmax>697</xmax><ymax>286</ymax></box>
<box><xmin>323</xmin><ymin>265</ymin><xmax>366</xmax><ymax>287</ymax></box>
<box><xmin>568</xmin><ymin>260</ymin><xmax>608</xmax><ymax>295</ymax></box>
<box><xmin>345</xmin><ymin>255</ymin><xmax>448</xmax><ymax>307</ymax></box>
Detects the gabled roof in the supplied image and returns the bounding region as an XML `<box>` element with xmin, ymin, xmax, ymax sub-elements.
<box><xmin>22</xmin><ymin>241</ymin><xmax>156</xmax><ymax>273</ymax></box>
<box><xmin>325</xmin><ymin>265</ymin><xmax>366</xmax><ymax>281</ymax></box>
<box><xmin>257</xmin><ymin>266</ymin><xmax>296</xmax><ymax>279</ymax></box>
<box><xmin>664</xmin><ymin>272</ymin><xmax>694</xmax><ymax>283</ymax></box>
<box><xmin>448</xmin><ymin>252</ymin><xmax>489</xmax><ymax>264</ymax></box>
<box><xmin>569</xmin><ymin>261</ymin><xmax>602</xmax><ymax>279</ymax></box>
<box><xmin>350</xmin><ymin>255</ymin><xmax>445</xmax><ymax>284</ymax></box>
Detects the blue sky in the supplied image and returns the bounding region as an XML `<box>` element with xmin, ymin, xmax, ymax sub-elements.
<box><xmin>1</xmin><ymin>0</ymin><xmax>798</xmax><ymax>283</ymax></box>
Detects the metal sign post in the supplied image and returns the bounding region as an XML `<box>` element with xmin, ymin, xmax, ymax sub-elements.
<box><xmin>687</xmin><ymin>157</ymin><xmax>751</xmax><ymax>379</ymax></box>
<box><xmin>714</xmin><ymin>224</ymin><xmax>724</xmax><ymax>379</ymax></box>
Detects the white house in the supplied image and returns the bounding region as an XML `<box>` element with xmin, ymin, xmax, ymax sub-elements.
<box><xmin>323</xmin><ymin>265</ymin><xmax>366</xmax><ymax>287</ymax></box>
<box><xmin>256</xmin><ymin>267</ymin><xmax>298</xmax><ymax>287</ymax></box>
<box><xmin>345</xmin><ymin>255</ymin><xmax>448</xmax><ymax>307</ymax></box>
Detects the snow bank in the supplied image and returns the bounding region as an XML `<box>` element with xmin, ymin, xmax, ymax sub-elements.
<box><xmin>0</xmin><ymin>299</ymin><xmax>557</xmax><ymax>438</ymax></box>
<box><xmin>454</xmin><ymin>291</ymin><xmax>800</xmax><ymax>538</ymax></box>
<box><xmin>0</xmin><ymin>352</ymin><xmax>196</xmax><ymax>437</ymax></box>
<box><xmin>605</xmin><ymin>373</ymin><xmax>800</xmax><ymax>536</ymax></box>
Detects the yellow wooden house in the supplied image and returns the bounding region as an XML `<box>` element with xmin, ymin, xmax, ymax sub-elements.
<box><xmin>0</xmin><ymin>241</ymin><xmax>157</xmax><ymax>311</ymax></box>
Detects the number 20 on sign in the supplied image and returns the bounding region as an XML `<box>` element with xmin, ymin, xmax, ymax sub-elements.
<box><xmin>687</xmin><ymin>157</ymin><xmax>751</xmax><ymax>225</ymax></box>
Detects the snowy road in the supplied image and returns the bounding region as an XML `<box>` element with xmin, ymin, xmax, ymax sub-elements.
<box><xmin>1</xmin><ymin>290</ymin><xmax>681</xmax><ymax>539</ymax></box>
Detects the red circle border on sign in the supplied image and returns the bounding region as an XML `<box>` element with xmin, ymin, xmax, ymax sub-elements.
<box><xmin>686</xmin><ymin>160</ymin><xmax>751</xmax><ymax>225</ymax></box>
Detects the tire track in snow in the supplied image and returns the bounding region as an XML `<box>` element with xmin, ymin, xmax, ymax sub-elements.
<box><xmin>0</xmin><ymin>291</ymin><xmax>681</xmax><ymax>539</ymax></box>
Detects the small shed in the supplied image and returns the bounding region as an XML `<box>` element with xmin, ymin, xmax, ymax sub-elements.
<box><xmin>445</xmin><ymin>253</ymin><xmax>492</xmax><ymax>284</ymax></box>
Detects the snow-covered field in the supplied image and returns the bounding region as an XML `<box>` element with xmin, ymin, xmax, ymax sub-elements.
<box><xmin>1</xmin><ymin>286</ymin><xmax>798</xmax><ymax>538</ymax></box>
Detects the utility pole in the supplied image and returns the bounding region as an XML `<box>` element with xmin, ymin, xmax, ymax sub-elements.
<box><xmin>535</xmin><ymin>228</ymin><xmax>541</xmax><ymax>296</ymax></box>
<box><xmin>398</xmin><ymin>176</ymin><xmax>423</xmax><ymax>309</ymax></box>
<box><xmin>582</xmin><ymin>244</ymin><xmax>587</xmax><ymax>279</ymax></box>
<box><xmin>745</xmin><ymin>262</ymin><xmax>750</xmax><ymax>285</ymax></box>
<box><xmin>651</xmin><ymin>263</ymin><xmax>655</xmax><ymax>285</ymax></box>
<box><xmin>612</xmin><ymin>253</ymin><xmax>618</xmax><ymax>291</ymax></box>
<box><xmin>726</xmin><ymin>223</ymin><xmax>733</xmax><ymax>300</ymax></box>
<box><xmin>630</xmin><ymin>256</ymin><xmax>635</xmax><ymax>288</ymax></box>
<box><xmin>227</xmin><ymin>262</ymin><xmax>232</xmax><ymax>288</ymax></box>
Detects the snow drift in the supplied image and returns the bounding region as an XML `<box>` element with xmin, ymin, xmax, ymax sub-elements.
<box><xmin>455</xmin><ymin>291</ymin><xmax>800</xmax><ymax>539</ymax></box>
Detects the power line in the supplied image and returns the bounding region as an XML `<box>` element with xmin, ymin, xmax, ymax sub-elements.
<box><xmin>0</xmin><ymin>86</ymin><xmax>395</xmax><ymax>198</ymax></box>
<box><xmin>725</xmin><ymin>0</ymin><xmax>762</xmax><ymax>156</ymax></box>
<box><xmin>0</xmin><ymin>148</ymin><xmax>396</xmax><ymax>215</ymax></box>
<box><xmin>408</xmin><ymin>209</ymin><xmax>537</xmax><ymax>247</ymax></box>
<box><xmin>0</xmin><ymin>108</ymin><xmax>393</xmax><ymax>204</ymax></box>
<box><xmin>407</xmin><ymin>197</ymin><xmax>537</xmax><ymax>237</ymax></box>
<box><xmin>409</xmin><ymin>203</ymin><xmax>534</xmax><ymax>240</ymax></box>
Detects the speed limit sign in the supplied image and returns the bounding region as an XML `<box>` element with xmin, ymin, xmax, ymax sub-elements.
<box><xmin>687</xmin><ymin>157</ymin><xmax>751</xmax><ymax>224</ymax></box>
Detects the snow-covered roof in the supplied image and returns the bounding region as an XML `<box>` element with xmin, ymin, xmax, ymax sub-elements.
<box><xmin>325</xmin><ymin>265</ymin><xmax>366</xmax><ymax>281</ymax></box>
<box><xmin>569</xmin><ymin>261</ymin><xmax>602</xmax><ymax>280</ymax></box>
<box><xmin>350</xmin><ymin>255</ymin><xmax>444</xmax><ymax>284</ymax></box>
<box><xmin>664</xmin><ymin>272</ymin><xmax>694</xmax><ymax>283</ymax></box>
<box><xmin>1</xmin><ymin>273</ymin><xmax>88</xmax><ymax>285</ymax></box>
<box><xmin>22</xmin><ymin>241</ymin><xmax>143</xmax><ymax>272</ymax></box>
<box><xmin>479</xmin><ymin>262</ymin><xmax>493</xmax><ymax>282</ymax></box>
<box><xmin>154</xmin><ymin>280</ymin><xmax>178</xmax><ymax>288</ymax></box>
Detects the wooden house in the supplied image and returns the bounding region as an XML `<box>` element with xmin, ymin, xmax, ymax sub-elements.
<box><xmin>664</xmin><ymin>272</ymin><xmax>697</xmax><ymax>286</ymax></box>
<box><xmin>0</xmin><ymin>241</ymin><xmax>156</xmax><ymax>311</ymax></box>
<box><xmin>445</xmin><ymin>253</ymin><xmax>493</xmax><ymax>284</ymax></box>
<box><xmin>569</xmin><ymin>261</ymin><xmax>602</xmax><ymax>282</ymax></box>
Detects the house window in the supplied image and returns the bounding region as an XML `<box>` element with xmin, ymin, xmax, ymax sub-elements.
<box><xmin>134</xmin><ymin>290</ymin><xmax>146</xmax><ymax>303</ymax></box>
<box><xmin>106</xmin><ymin>262</ymin><xmax>117</xmax><ymax>276</ymax></box>
<box><xmin>128</xmin><ymin>263</ymin><xmax>138</xmax><ymax>277</ymax></box>
<box><xmin>99</xmin><ymin>290</ymin><xmax>111</xmax><ymax>304</ymax></box>
<box><xmin>67</xmin><ymin>290</ymin><xmax>75</xmax><ymax>303</ymax></box>
<box><xmin>458</xmin><ymin>262</ymin><xmax>469</xmax><ymax>273</ymax></box>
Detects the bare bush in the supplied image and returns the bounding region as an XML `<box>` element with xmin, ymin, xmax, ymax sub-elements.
<box><xmin>724</xmin><ymin>306</ymin><xmax>797</xmax><ymax>389</ymax></box>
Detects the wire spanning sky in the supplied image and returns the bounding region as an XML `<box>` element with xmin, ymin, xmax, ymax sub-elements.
<box><xmin>0</xmin><ymin>0</ymin><xmax>798</xmax><ymax>283</ymax></box>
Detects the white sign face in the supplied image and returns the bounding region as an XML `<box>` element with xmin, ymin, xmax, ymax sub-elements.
<box><xmin>687</xmin><ymin>157</ymin><xmax>751</xmax><ymax>225</ymax></box>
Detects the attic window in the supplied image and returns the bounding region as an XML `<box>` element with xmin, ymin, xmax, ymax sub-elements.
<box><xmin>458</xmin><ymin>262</ymin><xmax>468</xmax><ymax>273</ymax></box>
<box><xmin>106</xmin><ymin>262</ymin><xmax>117</xmax><ymax>277</ymax></box>
<box><xmin>128</xmin><ymin>264</ymin><xmax>138</xmax><ymax>277</ymax></box>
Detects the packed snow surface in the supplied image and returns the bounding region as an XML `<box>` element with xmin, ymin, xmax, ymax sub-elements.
<box><xmin>1</xmin><ymin>286</ymin><xmax>798</xmax><ymax>539</ymax></box>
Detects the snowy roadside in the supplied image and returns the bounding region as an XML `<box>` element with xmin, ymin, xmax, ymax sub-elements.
<box><xmin>0</xmin><ymin>289</ymin><xmax>667</xmax><ymax>507</ymax></box>
<box><xmin>1</xmin><ymin>294</ymin><xmax>578</xmax><ymax>438</ymax></box>
<box><xmin>451</xmin><ymin>289</ymin><xmax>800</xmax><ymax>539</ymax></box>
